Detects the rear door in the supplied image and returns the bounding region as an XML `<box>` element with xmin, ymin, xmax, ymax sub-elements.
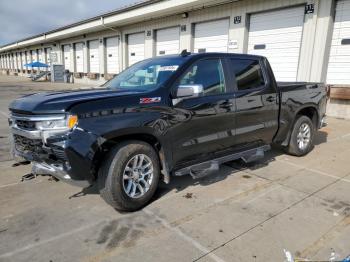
<box><xmin>229</xmin><ymin>57</ymin><xmax>279</xmax><ymax>147</ymax></box>
<box><xmin>170</xmin><ymin>57</ymin><xmax>236</xmax><ymax>166</ymax></box>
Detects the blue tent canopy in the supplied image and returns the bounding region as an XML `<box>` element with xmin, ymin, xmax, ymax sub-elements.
<box><xmin>24</xmin><ymin>61</ymin><xmax>49</xmax><ymax>68</ymax></box>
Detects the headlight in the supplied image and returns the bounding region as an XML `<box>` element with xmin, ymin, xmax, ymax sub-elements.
<box><xmin>36</xmin><ymin>115</ymin><xmax>78</xmax><ymax>130</ymax></box>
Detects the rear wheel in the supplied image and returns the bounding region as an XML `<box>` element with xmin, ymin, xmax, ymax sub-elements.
<box><xmin>98</xmin><ymin>141</ymin><xmax>160</xmax><ymax>211</ymax></box>
<box><xmin>286</xmin><ymin>115</ymin><xmax>315</xmax><ymax>156</ymax></box>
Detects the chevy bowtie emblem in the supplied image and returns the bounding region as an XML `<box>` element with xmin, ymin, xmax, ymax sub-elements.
<box><xmin>140</xmin><ymin>97</ymin><xmax>161</xmax><ymax>104</ymax></box>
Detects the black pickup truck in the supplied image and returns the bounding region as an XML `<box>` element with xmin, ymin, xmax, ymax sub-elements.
<box><xmin>8</xmin><ymin>52</ymin><xmax>328</xmax><ymax>211</ymax></box>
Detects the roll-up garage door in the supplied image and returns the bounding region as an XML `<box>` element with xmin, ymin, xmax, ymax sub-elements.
<box><xmin>156</xmin><ymin>27</ymin><xmax>180</xmax><ymax>56</ymax></box>
<box><xmin>6</xmin><ymin>55</ymin><xmax>9</xmax><ymax>69</ymax></box>
<box><xmin>106</xmin><ymin>37</ymin><xmax>120</xmax><ymax>74</ymax></box>
<box><xmin>75</xmin><ymin>43</ymin><xmax>84</xmax><ymax>73</ymax></box>
<box><xmin>13</xmin><ymin>54</ymin><xmax>16</xmax><ymax>69</ymax></box>
<box><xmin>45</xmin><ymin>48</ymin><xmax>52</xmax><ymax>65</ymax></box>
<box><xmin>63</xmin><ymin>45</ymin><xmax>72</xmax><ymax>71</ymax></box>
<box><xmin>26</xmin><ymin>51</ymin><xmax>31</xmax><ymax>65</ymax></box>
<box><xmin>7</xmin><ymin>55</ymin><xmax>10</xmax><ymax>69</ymax></box>
<box><xmin>194</xmin><ymin>19</ymin><xmax>229</xmax><ymax>53</ymax></box>
<box><xmin>17</xmin><ymin>52</ymin><xmax>21</xmax><ymax>70</ymax></box>
<box><xmin>248</xmin><ymin>6</ymin><xmax>305</xmax><ymax>81</ymax></box>
<box><xmin>31</xmin><ymin>50</ymin><xmax>37</xmax><ymax>62</ymax></box>
<box><xmin>128</xmin><ymin>32</ymin><xmax>145</xmax><ymax>66</ymax></box>
<box><xmin>38</xmin><ymin>50</ymin><xmax>43</xmax><ymax>63</ymax></box>
<box><xmin>327</xmin><ymin>0</ymin><xmax>350</xmax><ymax>84</ymax></box>
<box><xmin>10</xmin><ymin>54</ymin><xmax>13</xmax><ymax>69</ymax></box>
<box><xmin>89</xmin><ymin>40</ymin><xmax>100</xmax><ymax>73</ymax></box>
<box><xmin>21</xmin><ymin>52</ymin><xmax>26</xmax><ymax>68</ymax></box>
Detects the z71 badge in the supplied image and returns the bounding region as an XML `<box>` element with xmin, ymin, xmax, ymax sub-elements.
<box><xmin>140</xmin><ymin>97</ymin><xmax>161</xmax><ymax>104</ymax></box>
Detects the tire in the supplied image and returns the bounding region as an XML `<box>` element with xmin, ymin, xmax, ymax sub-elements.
<box><xmin>98</xmin><ymin>140</ymin><xmax>160</xmax><ymax>212</ymax></box>
<box><xmin>286</xmin><ymin>115</ymin><xmax>315</xmax><ymax>156</ymax></box>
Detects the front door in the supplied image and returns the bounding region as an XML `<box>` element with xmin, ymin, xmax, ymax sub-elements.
<box><xmin>169</xmin><ymin>58</ymin><xmax>235</xmax><ymax>167</ymax></box>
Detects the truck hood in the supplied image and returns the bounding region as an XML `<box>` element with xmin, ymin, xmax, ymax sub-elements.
<box><xmin>9</xmin><ymin>88</ymin><xmax>143</xmax><ymax>114</ymax></box>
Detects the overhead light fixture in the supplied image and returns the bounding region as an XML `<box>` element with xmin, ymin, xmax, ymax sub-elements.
<box><xmin>182</xmin><ymin>12</ymin><xmax>189</xmax><ymax>18</ymax></box>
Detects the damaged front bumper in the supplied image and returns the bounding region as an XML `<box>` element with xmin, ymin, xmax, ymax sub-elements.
<box><xmin>31</xmin><ymin>162</ymin><xmax>90</xmax><ymax>187</ymax></box>
<box><xmin>9</xmin><ymin>113</ymin><xmax>96</xmax><ymax>188</ymax></box>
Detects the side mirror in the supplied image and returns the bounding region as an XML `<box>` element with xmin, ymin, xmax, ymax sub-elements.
<box><xmin>176</xmin><ymin>84</ymin><xmax>203</xmax><ymax>98</ymax></box>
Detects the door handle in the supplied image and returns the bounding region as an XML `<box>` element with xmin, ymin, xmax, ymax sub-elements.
<box><xmin>266</xmin><ymin>96</ymin><xmax>276</xmax><ymax>102</ymax></box>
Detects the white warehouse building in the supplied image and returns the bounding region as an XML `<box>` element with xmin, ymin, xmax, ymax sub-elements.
<box><xmin>0</xmin><ymin>0</ymin><xmax>350</xmax><ymax>116</ymax></box>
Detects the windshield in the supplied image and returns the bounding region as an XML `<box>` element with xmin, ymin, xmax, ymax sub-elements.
<box><xmin>104</xmin><ymin>57</ymin><xmax>185</xmax><ymax>91</ymax></box>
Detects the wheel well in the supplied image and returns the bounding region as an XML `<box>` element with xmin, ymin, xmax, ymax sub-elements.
<box><xmin>296</xmin><ymin>107</ymin><xmax>318</xmax><ymax>127</ymax></box>
<box><xmin>92</xmin><ymin>134</ymin><xmax>163</xmax><ymax>180</ymax></box>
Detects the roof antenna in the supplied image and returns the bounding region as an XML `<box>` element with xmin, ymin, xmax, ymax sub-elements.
<box><xmin>180</xmin><ymin>49</ymin><xmax>191</xmax><ymax>57</ymax></box>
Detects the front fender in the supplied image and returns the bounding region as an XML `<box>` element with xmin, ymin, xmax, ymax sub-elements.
<box><xmin>67</xmin><ymin>111</ymin><xmax>174</xmax><ymax>182</ymax></box>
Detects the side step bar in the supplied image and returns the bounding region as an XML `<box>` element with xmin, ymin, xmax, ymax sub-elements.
<box><xmin>174</xmin><ymin>145</ymin><xmax>270</xmax><ymax>179</ymax></box>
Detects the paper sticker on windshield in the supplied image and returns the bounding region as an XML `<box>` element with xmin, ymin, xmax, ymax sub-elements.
<box><xmin>159</xmin><ymin>65</ymin><xmax>179</xmax><ymax>72</ymax></box>
<box><xmin>140</xmin><ymin>97</ymin><xmax>161</xmax><ymax>104</ymax></box>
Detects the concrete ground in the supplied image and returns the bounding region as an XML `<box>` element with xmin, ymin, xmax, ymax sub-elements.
<box><xmin>0</xmin><ymin>75</ymin><xmax>349</xmax><ymax>262</ymax></box>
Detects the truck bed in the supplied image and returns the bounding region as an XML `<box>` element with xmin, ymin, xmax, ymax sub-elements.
<box><xmin>277</xmin><ymin>81</ymin><xmax>322</xmax><ymax>92</ymax></box>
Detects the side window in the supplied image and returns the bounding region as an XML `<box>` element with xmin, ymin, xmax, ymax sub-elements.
<box><xmin>230</xmin><ymin>59</ymin><xmax>265</xmax><ymax>90</ymax></box>
<box><xmin>179</xmin><ymin>59</ymin><xmax>226</xmax><ymax>96</ymax></box>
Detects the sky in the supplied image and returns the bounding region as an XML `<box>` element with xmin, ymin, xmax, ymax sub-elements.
<box><xmin>0</xmin><ymin>0</ymin><xmax>138</xmax><ymax>46</ymax></box>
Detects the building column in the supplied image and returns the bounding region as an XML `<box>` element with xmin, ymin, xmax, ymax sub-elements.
<box><xmin>228</xmin><ymin>11</ymin><xmax>248</xmax><ymax>54</ymax></box>
<box><xmin>68</xmin><ymin>44</ymin><xmax>74</xmax><ymax>72</ymax></box>
<box><xmin>309</xmin><ymin>0</ymin><xmax>335</xmax><ymax>82</ymax></box>
<box><xmin>83</xmin><ymin>41</ymin><xmax>88</xmax><ymax>74</ymax></box>
<box><xmin>145</xmin><ymin>29</ymin><xmax>154</xmax><ymax>58</ymax></box>
<box><xmin>179</xmin><ymin>21</ymin><xmax>192</xmax><ymax>52</ymax></box>
<box><xmin>297</xmin><ymin>0</ymin><xmax>318</xmax><ymax>82</ymax></box>
<box><xmin>121</xmin><ymin>33</ymin><xmax>128</xmax><ymax>71</ymax></box>
<box><xmin>99</xmin><ymin>38</ymin><xmax>105</xmax><ymax>76</ymax></box>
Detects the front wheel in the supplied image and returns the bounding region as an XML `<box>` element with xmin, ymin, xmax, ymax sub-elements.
<box><xmin>286</xmin><ymin>115</ymin><xmax>315</xmax><ymax>156</ymax></box>
<box><xmin>98</xmin><ymin>141</ymin><xmax>160</xmax><ymax>211</ymax></box>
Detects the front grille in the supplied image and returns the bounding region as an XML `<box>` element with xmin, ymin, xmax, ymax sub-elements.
<box><xmin>51</xmin><ymin>145</ymin><xmax>67</xmax><ymax>161</ymax></box>
<box><xmin>13</xmin><ymin>134</ymin><xmax>44</xmax><ymax>154</ymax></box>
<box><xmin>15</xmin><ymin>120</ymin><xmax>36</xmax><ymax>130</ymax></box>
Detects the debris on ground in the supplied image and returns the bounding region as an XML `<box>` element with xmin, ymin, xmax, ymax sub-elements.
<box><xmin>12</xmin><ymin>161</ymin><xmax>30</xmax><ymax>167</ymax></box>
<box><xmin>48</xmin><ymin>176</ymin><xmax>59</xmax><ymax>182</ymax></box>
<box><xmin>21</xmin><ymin>173</ymin><xmax>36</xmax><ymax>181</ymax></box>
<box><xmin>183</xmin><ymin>193</ymin><xmax>193</xmax><ymax>199</ymax></box>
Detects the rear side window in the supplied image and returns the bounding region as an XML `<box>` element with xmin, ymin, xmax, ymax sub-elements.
<box><xmin>230</xmin><ymin>59</ymin><xmax>265</xmax><ymax>90</ymax></box>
